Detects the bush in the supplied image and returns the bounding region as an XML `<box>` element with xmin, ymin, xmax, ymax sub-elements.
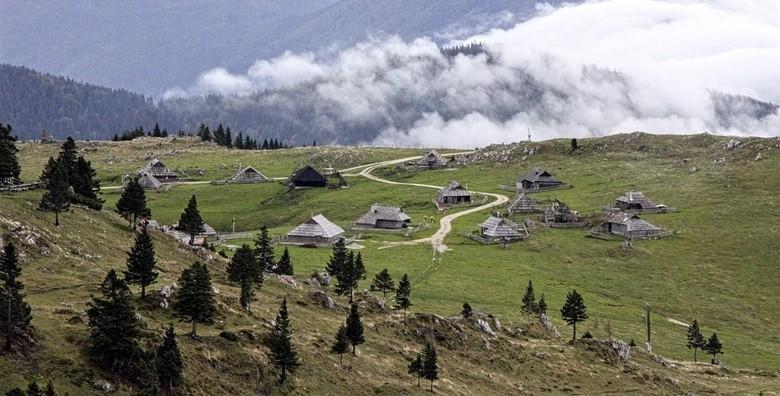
<box><xmin>582</xmin><ymin>331</ymin><xmax>593</xmax><ymax>339</ymax></box>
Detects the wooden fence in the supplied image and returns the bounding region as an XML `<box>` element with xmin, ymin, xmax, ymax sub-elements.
<box><xmin>0</xmin><ymin>182</ymin><xmax>45</xmax><ymax>193</ymax></box>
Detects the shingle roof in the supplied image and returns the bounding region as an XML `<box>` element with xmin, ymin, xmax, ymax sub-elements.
<box><xmin>416</xmin><ymin>149</ymin><xmax>448</xmax><ymax>166</ymax></box>
<box><xmin>229</xmin><ymin>166</ymin><xmax>269</xmax><ymax>183</ymax></box>
<box><xmin>604</xmin><ymin>212</ymin><xmax>660</xmax><ymax>232</ymax></box>
<box><xmin>615</xmin><ymin>192</ymin><xmax>664</xmax><ymax>209</ymax></box>
<box><xmin>508</xmin><ymin>193</ymin><xmax>538</xmax><ymax>211</ymax></box>
<box><xmin>355</xmin><ymin>203</ymin><xmax>411</xmax><ymax>226</ymax></box>
<box><xmin>518</xmin><ymin>168</ymin><xmax>560</xmax><ymax>184</ymax></box>
<box><xmin>139</xmin><ymin>159</ymin><xmax>177</xmax><ymax>178</ymax></box>
<box><xmin>287</xmin><ymin>215</ymin><xmax>345</xmax><ymax>239</ymax></box>
<box><xmin>480</xmin><ymin>216</ymin><xmax>523</xmax><ymax>238</ymax></box>
<box><xmin>438</xmin><ymin>181</ymin><xmax>471</xmax><ymax>197</ymax></box>
<box><xmin>137</xmin><ymin>172</ymin><xmax>162</xmax><ymax>189</ymax></box>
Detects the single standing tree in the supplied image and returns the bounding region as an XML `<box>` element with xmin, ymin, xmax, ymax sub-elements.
<box><xmin>226</xmin><ymin>244</ymin><xmax>262</xmax><ymax>311</ymax></box>
<box><xmin>269</xmin><ymin>298</ymin><xmax>300</xmax><ymax>384</ymax></box>
<box><xmin>335</xmin><ymin>251</ymin><xmax>356</xmax><ymax>301</ymax></box>
<box><xmin>86</xmin><ymin>270</ymin><xmax>140</xmax><ymax>372</ymax></box>
<box><xmin>325</xmin><ymin>238</ymin><xmax>348</xmax><ymax>277</ymax></box>
<box><xmin>57</xmin><ymin>137</ymin><xmax>78</xmax><ymax>176</ymax></box>
<box><xmin>704</xmin><ymin>333</ymin><xmax>723</xmax><ymax>363</ymax></box>
<box><xmin>395</xmin><ymin>274</ymin><xmax>412</xmax><ymax>323</ymax></box>
<box><xmin>276</xmin><ymin>247</ymin><xmax>294</xmax><ymax>275</ymax></box>
<box><xmin>0</xmin><ymin>241</ymin><xmax>32</xmax><ymax>352</ymax></box>
<box><xmin>570</xmin><ymin>138</ymin><xmax>578</xmax><ymax>153</ymax></box>
<box><xmin>686</xmin><ymin>319</ymin><xmax>706</xmax><ymax>362</ymax></box>
<box><xmin>38</xmin><ymin>160</ymin><xmax>70</xmax><ymax>226</ymax></box>
<box><xmin>345</xmin><ymin>303</ymin><xmax>365</xmax><ymax>355</ymax></box>
<box><xmin>461</xmin><ymin>302</ymin><xmax>473</xmax><ymax>318</ymax></box>
<box><xmin>71</xmin><ymin>156</ymin><xmax>103</xmax><ymax>210</ymax></box>
<box><xmin>408</xmin><ymin>353</ymin><xmax>424</xmax><ymax>387</ymax></box>
<box><xmin>351</xmin><ymin>252</ymin><xmax>366</xmax><ymax>297</ymax></box>
<box><xmin>0</xmin><ymin>124</ymin><xmax>21</xmax><ymax>185</ymax></box>
<box><xmin>330</xmin><ymin>325</ymin><xmax>349</xmax><ymax>367</ymax></box>
<box><xmin>254</xmin><ymin>226</ymin><xmax>275</xmax><ymax>271</ymax></box>
<box><xmin>156</xmin><ymin>324</ymin><xmax>184</xmax><ymax>395</ymax></box>
<box><xmin>115</xmin><ymin>177</ymin><xmax>149</xmax><ymax>228</ymax></box>
<box><xmin>537</xmin><ymin>294</ymin><xmax>547</xmax><ymax>316</ymax></box>
<box><xmin>560</xmin><ymin>289</ymin><xmax>588</xmax><ymax>341</ymax></box>
<box><xmin>422</xmin><ymin>341</ymin><xmax>439</xmax><ymax>392</ymax></box>
<box><xmin>521</xmin><ymin>280</ymin><xmax>536</xmax><ymax>314</ymax></box>
<box><xmin>173</xmin><ymin>262</ymin><xmax>216</xmax><ymax>337</ymax></box>
<box><xmin>123</xmin><ymin>226</ymin><xmax>158</xmax><ymax>298</ymax></box>
<box><xmin>177</xmin><ymin>195</ymin><xmax>205</xmax><ymax>245</ymax></box>
<box><xmin>371</xmin><ymin>268</ymin><xmax>395</xmax><ymax>297</ymax></box>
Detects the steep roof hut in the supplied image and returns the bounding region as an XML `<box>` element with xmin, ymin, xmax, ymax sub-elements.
<box><xmin>479</xmin><ymin>216</ymin><xmax>524</xmax><ymax>242</ymax></box>
<box><xmin>508</xmin><ymin>193</ymin><xmax>541</xmax><ymax>214</ymax></box>
<box><xmin>289</xmin><ymin>165</ymin><xmax>327</xmax><ymax>188</ymax></box>
<box><xmin>596</xmin><ymin>212</ymin><xmax>661</xmax><ymax>240</ymax></box>
<box><xmin>354</xmin><ymin>203</ymin><xmax>412</xmax><ymax>229</ymax></box>
<box><xmin>138</xmin><ymin>159</ymin><xmax>177</xmax><ymax>182</ymax></box>
<box><xmin>615</xmin><ymin>192</ymin><xmax>666</xmax><ymax>211</ymax></box>
<box><xmin>137</xmin><ymin>172</ymin><xmax>162</xmax><ymax>190</ymax></box>
<box><xmin>543</xmin><ymin>200</ymin><xmax>580</xmax><ymax>224</ymax></box>
<box><xmin>166</xmin><ymin>222</ymin><xmax>219</xmax><ymax>245</ymax></box>
<box><xmin>229</xmin><ymin>166</ymin><xmax>269</xmax><ymax>184</ymax></box>
<box><xmin>436</xmin><ymin>181</ymin><xmax>472</xmax><ymax>206</ymax></box>
<box><xmin>284</xmin><ymin>215</ymin><xmax>345</xmax><ymax>246</ymax></box>
<box><xmin>416</xmin><ymin>149</ymin><xmax>448</xmax><ymax>168</ymax></box>
<box><xmin>517</xmin><ymin>168</ymin><xmax>563</xmax><ymax>191</ymax></box>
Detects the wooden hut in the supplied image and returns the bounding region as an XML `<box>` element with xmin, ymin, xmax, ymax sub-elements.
<box><xmin>229</xmin><ymin>166</ymin><xmax>269</xmax><ymax>184</ymax></box>
<box><xmin>436</xmin><ymin>181</ymin><xmax>471</xmax><ymax>206</ymax></box>
<box><xmin>416</xmin><ymin>149</ymin><xmax>448</xmax><ymax>168</ymax></box>
<box><xmin>543</xmin><ymin>200</ymin><xmax>581</xmax><ymax>224</ymax></box>
<box><xmin>139</xmin><ymin>159</ymin><xmax>177</xmax><ymax>183</ymax></box>
<box><xmin>595</xmin><ymin>212</ymin><xmax>661</xmax><ymax>240</ymax></box>
<box><xmin>137</xmin><ymin>172</ymin><xmax>162</xmax><ymax>190</ymax></box>
<box><xmin>479</xmin><ymin>216</ymin><xmax>525</xmax><ymax>242</ymax></box>
<box><xmin>166</xmin><ymin>223</ymin><xmax>219</xmax><ymax>245</ymax></box>
<box><xmin>354</xmin><ymin>203</ymin><xmax>411</xmax><ymax>230</ymax></box>
<box><xmin>516</xmin><ymin>168</ymin><xmax>563</xmax><ymax>191</ymax></box>
<box><xmin>289</xmin><ymin>165</ymin><xmax>327</xmax><ymax>188</ymax></box>
<box><xmin>615</xmin><ymin>192</ymin><xmax>666</xmax><ymax>212</ymax></box>
<box><xmin>508</xmin><ymin>193</ymin><xmax>541</xmax><ymax>214</ymax></box>
<box><xmin>283</xmin><ymin>215</ymin><xmax>345</xmax><ymax>246</ymax></box>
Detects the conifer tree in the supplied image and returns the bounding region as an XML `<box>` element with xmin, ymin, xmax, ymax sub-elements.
<box><xmin>331</xmin><ymin>325</ymin><xmax>349</xmax><ymax>367</ymax></box>
<box><xmin>38</xmin><ymin>157</ymin><xmax>60</xmax><ymax>185</ymax></box>
<box><xmin>177</xmin><ymin>195</ymin><xmax>205</xmax><ymax>245</ymax></box>
<box><xmin>225</xmin><ymin>127</ymin><xmax>232</xmax><ymax>148</ymax></box>
<box><xmin>352</xmin><ymin>252</ymin><xmax>366</xmax><ymax>296</ymax></box>
<box><xmin>0</xmin><ymin>241</ymin><xmax>32</xmax><ymax>352</ymax></box>
<box><xmin>152</xmin><ymin>123</ymin><xmax>162</xmax><ymax>137</ymax></box>
<box><xmin>461</xmin><ymin>302</ymin><xmax>473</xmax><ymax>318</ymax></box>
<box><xmin>0</xmin><ymin>124</ymin><xmax>21</xmax><ymax>185</ymax></box>
<box><xmin>408</xmin><ymin>353</ymin><xmax>423</xmax><ymax>387</ymax></box>
<box><xmin>156</xmin><ymin>324</ymin><xmax>184</xmax><ymax>394</ymax></box>
<box><xmin>38</xmin><ymin>160</ymin><xmax>70</xmax><ymax>226</ymax></box>
<box><xmin>269</xmin><ymin>298</ymin><xmax>299</xmax><ymax>384</ymax></box>
<box><xmin>686</xmin><ymin>319</ymin><xmax>706</xmax><ymax>362</ymax></box>
<box><xmin>276</xmin><ymin>247</ymin><xmax>293</xmax><ymax>275</ymax></box>
<box><xmin>57</xmin><ymin>137</ymin><xmax>78</xmax><ymax>177</ymax></box>
<box><xmin>130</xmin><ymin>352</ymin><xmax>161</xmax><ymax>396</ymax></box>
<box><xmin>345</xmin><ymin>303</ymin><xmax>365</xmax><ymax>355</ymax></box>
<box><xmin>521</xmin><ymin>280</ymin><xmax>537</xmax><ymax>314</ymax></box>
<box><xmin>226</xmin><ymin>244</ymin><xmax>262</xmax><ymax>311</ymax></box>
<box><xmin>422</xmin><ymin>341</ymin><xmax>439</xmax><ymax>392</ymax></box>
<box><xmin>325</xmin><ymin>238</ymin><xmax>348</xmax><ymax>277</ymax></box>
<box><xmin>115</xmin><ymin>177</ymin><xmax>150</xmax><ymax>228</ymax></box>
<box><xmin>124</xmin><ymin>226</ymin><xmax>158</xmax><ymax>298</ymax></box>
<box><xmin>395</xmin><ymin>274</ymin><xmax>412</xmax><ymax>323</ymax></box>
<box><xmin>71</xmin><ymin>156</ymin><xmax>103</xmax><ymax>210</ymax></box>
<box><xmin>370</xmin><ymin>268</ymin><xmax>395</xmax><ymax>297</ymax></box>
<box><xmin>537</xmin><ymin>294</ymin><xmax>547</xmax><ymax>316</ymax></box>
<box><xmin>86</xmin><ymin>270</ymin><xmax>140</xmax><ymax>372</ymax></box>
<box><xmin>704</xmin><ymin>333</ymin><xmax>723</xmax><ymax>363</ymax></box>
<box><xmin>173</xmin><ymin>262</ymin><xmax>216</xmax><ymax>337</ymax></box>
<box><xmin>335</xmin><ymin>251</ymin><xmax>356</xmax><ymax>301</ymax></box>
<box><xmin>253</xmin><ymin>226</ymin><xmax>275</xmax><ymax>272</ymax></box>
<box><xmin>560</xmin><ymin>289</ymin><xmax>588</xmax><ymax>341</ymax></box>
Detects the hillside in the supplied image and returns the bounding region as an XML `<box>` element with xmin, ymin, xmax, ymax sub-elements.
<box><xmin>1</xmin><ymin>134</ymin><xmax>779</xmax><ymax>395</ymax></box>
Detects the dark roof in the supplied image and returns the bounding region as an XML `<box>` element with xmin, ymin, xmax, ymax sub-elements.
<box><xmin>355</xmin><ymin>203</ymin><xmax>411</xmax><ymax>226</ymax></box>
<box><xmin>290</xmin><ymin>165</ymin><xmax>327</xmax><ymax>183</ymax></box>
<box><xmin>518</xmin><ymin>168</ymin><xmax>560</xmax><ymax>184</ymax></box>
<box><xmin>139</xmin><ymin>159</ymin><xmax>177</xmax><ymax>178</ymax></box>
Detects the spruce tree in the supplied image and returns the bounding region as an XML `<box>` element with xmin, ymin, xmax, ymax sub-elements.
<box><xmin>115</xmin><ymin>177</ymin><xmax>150</xmax><ymax>228</ymax></box>
<box><xmin>234</xmin><ymin>132</ymin><xmax>244</xmax><ymax>149</ymax></box>
<box><xmin>269</xmin><ymin>298</ymin><xmax>299</xmax><ymax>384</ymax></box>
<box><xmin>704</xmin><ymin>333</ymin><xmax>723</xmax><ymax>363</ymax></box>
<box><xmin>57</xmin><ymin>137</ymin><xmax>78</xmax><ymax>177</ymax></box>
<box><xmin>0</xmin><ymin>124</ymin><xmax>21</xmax><ymax>185</ymax></box>
<box><xmin>253</xmin><ymin>226</ymin><xmax>275</xmax><ymax>272</ymax></box>
<box><xmin>370</xmin><ymin>268</ymin><xmax>395</xmax><ymax>297</ymax></box>
<box><xmin>408</xmin><ymin>353</ymin><xmax>423</xmax><ymax>387</ymax></box>
<box><xmin>521</xmin><ymin>280</ymin><xmax>536</xmax><ymax>314</ymax></box>
<box><xmin>38</xmin><ymin>157</ymin><xmax>59</xmax><ymax>185</ymax></box>
<box><xmin>422</xmin><ymin>341</ymin><xmax>439</xmax><ymax>392</ymax></box>
<box><xmin>86</xmin><ymin>270</ymin><xmax>140</xmax><ymax>372</ymax></box>
<box><xmin>335</xmin><ymin>251</ymin><xmax>356</xmax><ymax>301</ymax></box>
<box><xmin>124</xmin><ymin>226</ymin><xmax>158</xmax><ymax>298</ymax></box>
<box><xmin>71</xmin><ymin>156</ymin><xmax>103</xmax><ymax>210</ymax></box>
<box><xmin>129</xmin><ymin>350</ymin><xmax>161</xmax><ymax>396</ymax></box>
<box><xmin>686</xmin><ymin>319</ymin><xmax>706</xmax><ymax>362</ymax></box>
<box><xmin>156</xmin><ymin>324</ymin><xmax>184</xmax><ymax>394</ymax></box>
<box><xmin>331</xmin><ymin>325</ymin><xmax>349</xmax><ymax>367</ymax></box>
<box><xmin>461</xmin><ymin>302</ymin><xmax>473</xmax><ymax>318</ymax></box>
<box><xmin>276</xmin><ymin>247</ymin><xmax>293</xmax><ymax>275</ymax></box>
<box><xmin>352</xmin><ymin>252</ymin><xmax>366</xmax><ymax>296</ymax></box>
<box><xmin>38</xmin><ymin>160</ymin><xmax>70</xmax><ymax>226</ymax></box>
<box><xmin>325</xmin><ymin>238</ymin><xmax>347</xmax><ymax>277</ymax></box>
<box><xmin>177</xmin><ymin>195</ymin><xmax>205</xmax><ymax>245</ymax></box>
<box><xmin>152</xmin><ymin>123</ymin><xmax>162</xmax><ymax>137</ymax></box>
<box><xmin>537</xmin><ymin>294</ymin><xmax>547</xmax><ymax>316</ymax></box>
<box><xmin>173</xmin><ymin>262</ymin><xmax>216</xmax><ymax>337</ymax></box>
<box><xmin>560</xmin><ymin>289</ymin><xmax>588</xmax><ymax>341</ymax></box>
<box><xmin>0</xmin><ymin>241</ymin><xmax>32</xmax><ymax>352</ymax></box>
<box><xmin>226</xmin><ymin>244</ymin><xmax>262</xmax><ymax>311</ymax></box>
<box><xmin>345</xmin><ymin>303</ymin><xmax>365</xmax><ymax>355</ymax></box>
<box><xmin>395</xmin><ymin>274</ymin><xmax>412</xmax><ymax>323</ymax></box>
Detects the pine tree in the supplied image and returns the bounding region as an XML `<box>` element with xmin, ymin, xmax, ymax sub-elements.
<box><xmin>370</xmin><ymin>268</ymin><xmax>395</xmax><ymax>297</ymax></box>
<box><xmin>704</xmin><ymin>333</ymin><xmax>723</xmax><ymax>363</ymax></box>
<box><xmin>269</xmin><ymin>298</ymin><xmax>300</xmax><ymax>384</ymax></box>
<box><xmin>115</xmin><ymin>177</ymin><xmax>150</xmax><ymax>228</ymax></box>
<box><xmin>71</xmin><ymin>156</ymin><xmax>103</xmax><ymax>210</ymax></box>
<box><xmin>461</xmin><ymin>302</ymin><xmax>473</xmax><ymax>318</ymax></box>
<box><xmin>352</xmin><ymin>252</ymin><xmax>366</xmax><ymax>297</ymax></box>
<box><xmin>686</xmin><ymin>319</ymin><xmax>706</xmax><ymax>362</ymax></box>
<box><xmin>0</xmin><ymin>124</ymin><xmax>21</xmax><ymax>185</ymax></box>
<box><xmin>408</xmin><ymin>353</ymin><xmax>424</xmax><ymax>386</ymax></box>
<box><xmin>197</xmin><ymin>124</ymin><xmax>211</xmax><ymax>141</ymax></box>
<box><xmin>226</xmin><ymin>244</ymin><xmax>262</xmax><ymax>311</ymax></box>
<box><xmin>173</xmin><ymin>262</ymin><xmax>216</xmax><ymax>337</ymax></box>
<box><xmin>0</xmin><ymin>241</ymin><xmax>32</xmax><ymax>352</ymax></box>
<box><xmin>253</xmin><ymin>226</ymin><xmax>275</xmax><ymax>272</ymax></box>
<box><xmin>57</xmin><ymin>137</ymin><xmax>78</xmax><ymax>177</ymax></box>
<box><xmin>38</xmin><ymin>157</ymin><xmax>59</xmax><ymax>185</ymax></box>
<box><xmin>560</xmin><ymin>289</ymin><xmax>588</xmax><ymax>341</ymax></box>
<box><xmin>276</xmin><ymin>247</ymin><xmax>294</xmax><ymax>275</ymax></box>
<box><xmin>86</xmin><ymin>270</ymin><xmax>140</xmax><ymax>372</ymax></box>
<box><xmin>331</xmin><ymin>325</ymin><xmax>349</xmax><ymax>367</ymax></box>
<box><xmin>395</xmin><ymin>274</ymin><xmax>412</xmax><ymax>323</ymax></box>
<box><xmin>177</xmin><ymin>195</ymin><xmax>205</xmax><ymax>245</ymax></box>
<box><xmin>537</xmin><ymin>294</ymin><xmax>547</xmax><ymax>316</ymax></box>
<box><xmin>124</xmin><ymin>226</ymin><xmax>158</xmax><ymax>298</ymax></box>
<box><xmin>345</xmin><ymin>303</ymin><xmax>365</xmax><ymax>355</ymax></box>
<box><xmin>570</xmin><ymin>138</ymin><xmax>578</xmax><ymax>152</ymax></box>
<box><xmin>233</xmin><ymin>132</ymin><xmax>244</xmax><ymax>149</ymax></box>
<box><xmin>422</xmin><ymin>341</ymin><xmax>439</xmax><ymax>392</ymax></box>
<box><xmin>156</xmin><ymin>324</ymin><xmax>184</xmax><ymax>394</ymax></box>
<box><xmin>335</xmin><ymin>251</ymin><xmax>356</xmax><ymax>301</ymax></box>
<box><xmin>38</xmin><ymin>159</ymin><xmax>70</xmax><ymax>226</ymax></box>
<box><xmin>325</xmin><ymin>238</ymin><xmax>348</xmax><ymax>277</ymax></box>
<box><xmin>225</xmin><ymin>127</ymin><xmax>232</xmax><ymax>148</ymax></box>
<box><xmin>152</xmin><ymin>123</ymin><xmax>162</xmax><ymax>137</ymax></box>
<box><xmin>521</xmin><ymin>280</ymin><xmax>537</xmax><ymax>314</ymax></box>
